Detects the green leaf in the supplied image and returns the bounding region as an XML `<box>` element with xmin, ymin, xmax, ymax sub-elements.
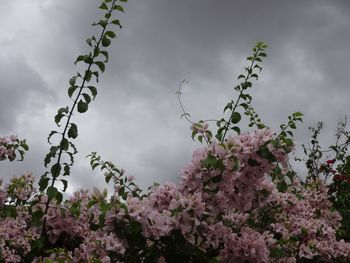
<box><xmin>94</xmin><ymin>61</ymin><xmax>105</xmax><ymax>73</ymax></box>
<box><xmin>60</xmin><ymin>179</ymin><xmax>68</xmax><ymax>192</ymax></box>
<box><xmin>87</xmin><ymin>86</ymin><xmax>97</xmax><ymax>99</ymax></box>
<box><xmin>99</xmin><ymin>2</ymin><xmax>108</xmax><ymax>10</ymax></box>
<box><xmin>83</xmin><ymin>55</ymin><xmax>93</xmax><ymax>64</ymax></box>
<box><xmin>113</xmin><ymin>5</ymin><xmax>124</xmax><ymax>12</ymax></box>
<box><xmin>94</xmin><ymin>46</ymin><xmax>100</xmax><ymax>57</ymax></box>
<box><xmin>100</xmin><ymin>50</ymin><xmax>109</xmax><ymax>62</ymax></box>
<box><xmin>74</xmin><ymin>55</ymin><xmax>85</xmax><ymax>65</ymax></box>
<box><xmin>111</xmin><ymin>19</ymin><xmax>122</xmax><ymax>28</ymax></box>
<box><xmin>58</xmin><ymin>107</ymin><xmax>69</xmax><ymax>115</ymax></box>
<box><xmin>48</xmin><ymin>130</ymin><xmax>59</xmax><ymax>144</ymax></box>
<box><xmin>77</xmin><ymin>100</ymin><xmax>88</xmax><ymax>113</ymax></box>
<box><xmin>69</xmin><ymin>142</ymin><xmax>78</xmax><ymax>154</ymax></box>
<box><xmin>56</xmin><ymin>192</ymin><xmax>63</xmax><ymax>204</ymax></box>
<box><xmin>47</xmin><ymin>186</ymin><xmax>58</xmax><ymax>200</ymax></box>
<box><xmin>51</xmin><ymin>163</ymin><xmax>61</xmax><ymax>178</ymax></box>
<box><xmin>39</xmin><ymin>177</ymin><xmax>50</xmax><ymax>192</ymax></box>
<box><xmin>92</xmin><ymin>71</ymin><xmax>99</xmax><ymax>82</ymax></box>
<box><xmin>92</xmin><ymin>162</ymin><xmax>100</xmax><ymax>170</ymax></box>
<box><xmin>232</xmin><ymin>126</ymin><xmax>241</xmax><ymax>134</ymax></box>
<box><xmin>68</xmin><ymin>123</ymin><xmax>78</xmax><ymax>139</ymax></box>
<box><xmin>102</xmin><ymin>36</ymin><xmax>111</xmax><ymax>47</ymax></box>
<box><xmin>21</xmin><ymin>140</ymin><xmax>29</xmax><ymax>151</ymax></box>
<box><xmin>240</xmin><ymin>103</ymin><xmax>249</xmax><ymax>110</ymax></box>
<box><xmin>68</xmin><ymin>86</ymin><xmax>78</xmax><ymax>98</ymax></box>
<box><xmin>231</xmin><ymin>112</ymin><xmax>241</xmax><ymax>124</ymax></box>
<box><xmin>105</xmin><ymin>31</ymin><xmax>116</xmax><ymax>38</ymax></box>
<box><xmin>60</xmin><ymin>138</ymin><xmax>69</xmax><ymax>151</ymax></box>
<box><xmin>54</xmin><ymin>113</ymin><xmax>65</xmax><ymax>126</ymax></box>
<box><xmin>98</xmin><ymin>19</ymin><xmax>108</xmax><ymax>28</ymax></box>
<box><xmin>69</xmin><ymin>76</ymin><xmax>77</xmax><ymax>86</ymax></box>
<box><xmin>63</xmin><ymin>163</ymin><xmax>70</xmax><ymax>176</ymax></box>
<box><xmin>84</xmin><ymin>70</ymin><xmax>92</xmax><ymax>82</ymax></box>
<box><xmin>86</xmin><ymin>38</ymin><xmax>93</xmax><ymax>47</ymax></box>
<box><xmin>82</xmin><ymin>93</ymin><xmax>91</xmax><ymax>104</ymax></box>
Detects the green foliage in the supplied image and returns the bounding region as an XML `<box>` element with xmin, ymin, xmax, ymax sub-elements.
<box><xmin>87</xmin><ymin>152</ymin><xmax>142</xmax><ymax>200</ymax></box>
<box><xmin>301</xmin><ymin>119</ymin><xmax>350</xmax><ymax>241</ymax></box>
<box><xmin>37</xmin><ymin>0</ymin><xmax>128</xmax><ymax>238</ymax></box>
<box><xmin>216</xmin><ymin>41</ymin><xmax>268</xmax><ymax>142</ymax></box>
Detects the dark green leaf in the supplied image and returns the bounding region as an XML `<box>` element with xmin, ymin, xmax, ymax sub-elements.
<box><xmin>54</xmin><ymin>113</ymin><xmax>65</xmax><ymax>126</ymax></box>
<box><xmin>232</xmin><ymin>126</ymin><xmax>241</xmax><ymax>134</ymax></box>
<box><xmin>95</xmin><ymin>61</ymin><xmax>105</xmax><ymax>73</ymax></box>
<box><xmin>98</xmin><ymin>19</ymin><xmax>108</xmax><ymax>28</ymax></box>
<box><xmin>100</xmin><ymin>50</ymin><xmax>109</xmax><ymax>62</ymax></box>
<box><xmin>51</xmin><ymin>163</ymin><xmax>61</xmax><ymax>178</ymax></box>
<box><xmin>77</xmin><ymin>100</ymin><xmax>88</xmax><ymax>113</ymax></box>
<box><xmin>231</xmin><ymin>112</ymin><xmax>241</xmax><ymax>124</ymax></box>
<box><xmin>74</xmin><ymin>55</ymin><xmax>85</xmax><ymax>65</ymax></box>
<box><xmin>92</xmin><ymin>71</ymin><xmax>99</xmax><ymax>82</ymax></box>
<box><xmin>84</xmin><ymin>70</ymin><xmax>92</xmax><ymax>82</ymax></box>
<box><xmin>39</xmin><ymin>177</ymin><xmax>50</xmax><ymax>192</ymax></box>
<box><xmin>87</xmin><ymin>86</ymin><xmax>97</xmax><ymax>99</ymax></box>
<box><xmin>69</xmin><ymin>142</ymin><xmax>77</xmax><ymax>154</ymax></box>
<box><xmin>238</xmin><ymin>74</ymin><xmax>245</xmax><ymax>80</ymax></box>
<box><xmin>92</xmin><ymin>162</ymin><xmax>100</xmax><ymax>170</ymax></box>
<box><xmin>102</xmin><ymin>36</ymin><xmax>111</xmax><ymax>47</ymax></box>
<box><xmin>68</xmin><ymin>123</ymin><xmax>78</xmax><ymax>139</ymax></box>
<box><xmin>94</xmin><ymin>46</ymin><xmax>100</xmax><ymax>57</ymax></box>
<box><xmin>240</xmin><ymin>103</ymin><xmax>249</xmax><ymax>110</ymax></box>
<box><xmin>48</xmin><ymin>130</ymin><xmax>59</xmax><ymax>144</ymax></box>
<box><xmin>60</xmin><ymin>179</ymin><xmax>68</xmax><ymax>192</ymax></box>
<box><xmin>63</xmin><ymin>164</ymin><xmax>70</xmax><ymax>176</ymax></box>
<box><xmin>105</xmin><ymin>31</ymin><xmax>116</xmax><ymax>38</ymax></box>
<box><xmin>86</xmin><ymin>38</ymin><xmax>93</xmax><ymax>47</ymax></box>
<box><xmin>113</xmin><ymin>5</ymin><xmax>124</xmax><ymax>12</ymax></box>
<box><xmin>82</xmin><ymin>93</ymin><xmax>91</xmax><ymax>104</ymax></box>
<box><xmin>47</xmin><ymin>186</ymin><xmax>58</xmax><ymax>200</ymax></box>
<box><xmin>69</xmin><ymin>76</ymin><xmax>77</xmax><ymax>86</ymax></box>
<box><xmin>68</xmin><ymin>86</ymin><xmax>78</xmax><ymax>98</ymax></box>
<box><xmin>58</xmin><ymin>107</ymin><xmax>69</xmax><ymax>115</ymax></box>
<box><xmin>60</xmin><ymin>138</ymin><xmax>69</xmax><ymax>151</ymax></box>
<box><xmin>99</xmin><ymin>3</ymin><xmax>108</xmax><ymax>10</ymax></box>
<box><xmin>111</xmin><ymin>19</ymin><xmax>122</xmax><ymax>28</ymax></box>
<box><xmin>56</xmin><ymin>192</ymin><xmax>63</xmax><ymax>204</ymax></box>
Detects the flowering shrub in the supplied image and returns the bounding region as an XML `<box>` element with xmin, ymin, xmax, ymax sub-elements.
<box><xmin>1</xmin><ymin>0</ymin><xmax>350</xmax><ymax>262</ymax></box>
<box><xmin>0</xmin><ymin>135</ymin><xmax>28</xmax><ymax>162</ymax></box>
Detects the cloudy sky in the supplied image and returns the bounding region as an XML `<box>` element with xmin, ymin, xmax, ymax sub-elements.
<box><xmin>1</xmin><ymin>0</ymin><xmax>349</xmax><ymax>194</ymax></box>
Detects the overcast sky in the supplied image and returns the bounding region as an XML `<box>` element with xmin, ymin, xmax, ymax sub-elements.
<box><xmin>1</xmin><ymin>0</ymin><xmax>350</xmax><ymax>194</ymax></box>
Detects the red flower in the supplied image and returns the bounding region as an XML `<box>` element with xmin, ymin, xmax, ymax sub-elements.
<box><xmin>326</xmin><ymin>159</ymin><xmax>336</xmax><ymax>165</ymax></box>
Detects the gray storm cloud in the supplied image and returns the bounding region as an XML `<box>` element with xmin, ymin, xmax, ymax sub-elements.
<box><xmin>1</xmin><ymin>0</ymin><xmax>349</xmax><ymax>191</ymax></box>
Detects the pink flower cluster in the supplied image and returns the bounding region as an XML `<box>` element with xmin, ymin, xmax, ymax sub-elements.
<box><xmin>0</xmin><ymin>135</ymin><xmax>17</xmax><ymax>161</ymax></box>
<box><xmin>1</xmin><ymin>129</ymin><xmax>350</xmax><ymax>262</ymax></box>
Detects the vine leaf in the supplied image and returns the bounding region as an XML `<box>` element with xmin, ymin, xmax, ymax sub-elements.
<box><xmin>68</xmin><ymin>123</ymin><xmax>78</xmax><ymax>139</ymax></box>
<box><xmin>77</xmin><ymin>100</ymin><xmax>89</xmax><ymax>113</ymax></box>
